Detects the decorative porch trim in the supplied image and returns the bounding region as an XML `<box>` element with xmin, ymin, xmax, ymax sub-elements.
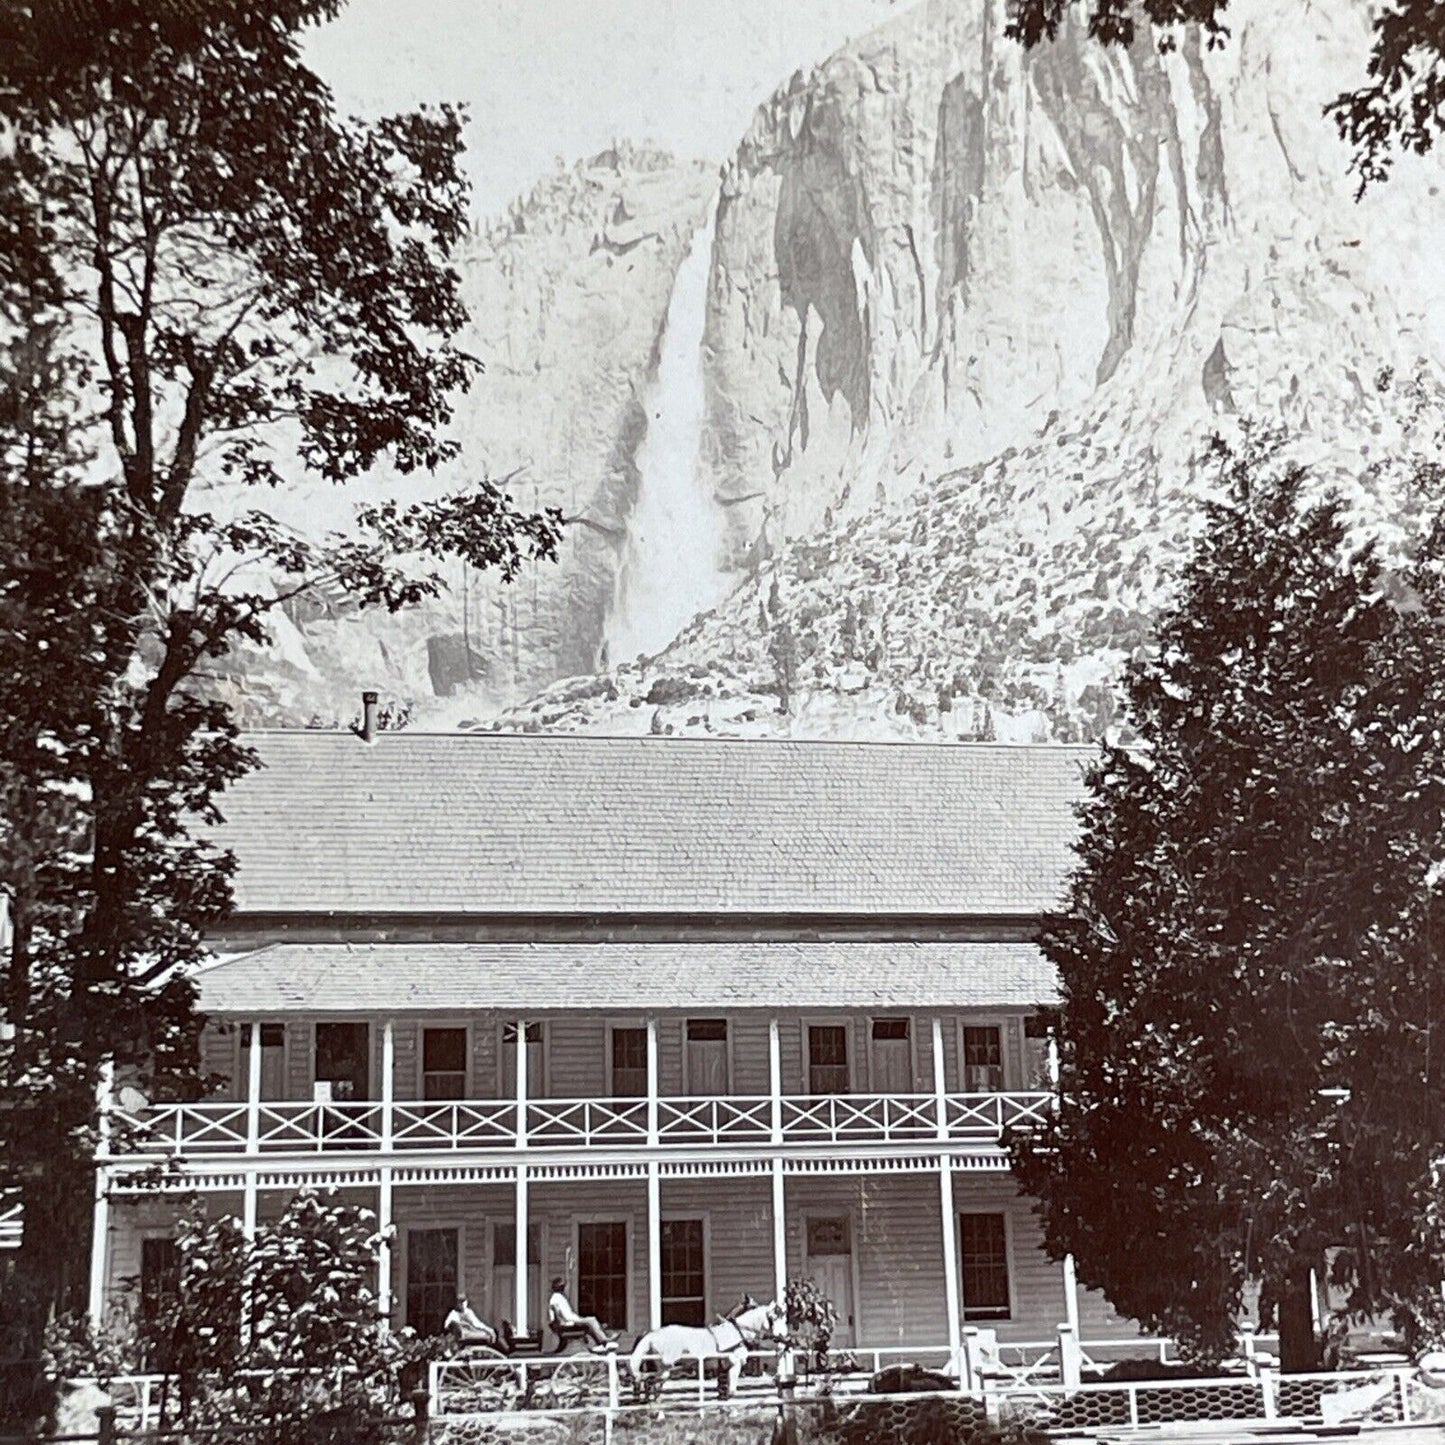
<box><xmin>526</xmin><ymin>1161</ymin><xmax>649</xmax><ymax>1183</ymax></box>
<box><xmin>658</xmin><ymin>1158</ymin><xmax>772</xmax><ymax>1179</ymax></box>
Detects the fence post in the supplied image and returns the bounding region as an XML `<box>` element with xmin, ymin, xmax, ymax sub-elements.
<box><xmin>96</xmin><ymin>1404</ymin><xmax>117</xmax><ymax>1445</ymax></box>
<box><xmin>961</xmin><ymin>1326</ymin><xmax>983</xmax><ymax>1395</ymax></box>
<box><xmin>409</xmin><ymin>1387</ymin><xmax>429</xmax><ymax>1444</ymax></box>
<box><xmin>1057</xmin><ymin>1322</ymin><xmax>1082</xmax><ymax>1390</ymax></box>
<box><xmin>1259</xmin><ymin>1366</ymin><xmax>1277</xmax><ymax>1420</ymax></box>
<box><xmin>604</xmin><ymin>1352</ymin><xmax>619</xmax><ymax>1445</ymax></box>
<box><xmin>1239</xmin><ymin>1325</ymin><xmax>1258</xmax><ymax>1379</ymax></box>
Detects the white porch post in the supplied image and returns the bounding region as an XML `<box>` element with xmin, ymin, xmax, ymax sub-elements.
<box><xmin>377</xmin><ymin>1166</ymin><xmax>394</xmax><ymax>1332</ymax></box>
<box><xmin>245</xmin><ymin>1021</ymin><xmax>263</xmax><ymax>1154</ymax></box>
<box><xmin>933</xmin><ymin>1017</ymin><xmax>962</xmax><ymax>1378</ymax></box>
<box><xmin>769</xmin><ymin>1016</ymin><xmax>786</xmax><ymax>1300</ymax></box>
<box><xmin>240</xmin><ymin>1026</ymin><xmax>261</xmax><ymax>1343</ymax></box>
<box><xmin>380</xmin><ymin>1019</ymin><xmax>395</xmax><ymax>1152</ymax></box>
<box><xmin>514</xmin><ymin>1018</ymin><xmax>530</xmax><ymax>1332</ymax></box>
<box><xmin>646</xmin><ymin>1017</ymin><xmax>661</xmax><ymax>1331</ymax></box>
<box><xmin>87</xmin><ymin>1060</ymin><xmax>114</xmax><ymax>1328</ymax></box>
<box><xmin>1062</xmin><ymin>1252</ymin><xmax>1081</xmax><ymax>1335</ymax></box>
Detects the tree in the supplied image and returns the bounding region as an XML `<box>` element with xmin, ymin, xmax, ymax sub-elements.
<box><xmin>1010</xmin><ymin>428</ymin><xmax>1445</xmax><ymax>1370</ymax></box>
<box><xmin>47</xmin><ymin>1189</ymin><xmax>429</xmax><ymax>1442</ymax></box>
<box><xmin>0</xmin><ymin>1</ymin><xmax>560</xmax><ymax>1420</ymax></box>
<box><xmin>1006</xmin><ymin>0</ymin><xmax>1445</xmax><ymax>193</ymax></box>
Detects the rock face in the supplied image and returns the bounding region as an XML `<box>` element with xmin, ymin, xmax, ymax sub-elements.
<box><xmin>477</xmin><ymin>0</ymin><xmax>1445</xmax><ymax>741</ymax></box>
<box><xmin>219</xmin><ymin>145</ymin><xmax>715</xmax><ymax>725</ymax></box>
<box><xmin>237</xmin><ymin>0</ymin><xmax>1445</xmax><ymax>737</ymax></box>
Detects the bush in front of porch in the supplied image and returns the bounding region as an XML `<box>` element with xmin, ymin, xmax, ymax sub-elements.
<box><xmin>49</xmin><ymin>1187</ymin><xmax>436</xmax><ymax>1441</ymax></box>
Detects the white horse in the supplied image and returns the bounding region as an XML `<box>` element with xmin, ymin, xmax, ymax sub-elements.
<box><xmin>628</xmin><ymin>1296</ymin><xmax>788</xmax><ymax>1399</ymax></box>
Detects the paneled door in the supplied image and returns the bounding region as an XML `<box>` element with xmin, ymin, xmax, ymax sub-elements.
<box><xmin>684</xmin><ymin>1019</ymin><xmax>729</xmax><ymax>1095</ymax></box>
<box><xmin>870</xmin><ymin>1018</ymin><xmax>912</xmax><ymax>1092</ymax></box>
<box><xmin>804</xmin><ymin>1216</ymin><xmax>855</xmax><ymax>1346</ymax></box>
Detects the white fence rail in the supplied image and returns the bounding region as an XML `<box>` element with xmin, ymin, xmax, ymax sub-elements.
<box><xmin>106</xmin><ymin>1090</ymin><xmax>1053</xmax><ymax>1158</ymax></box>
<box><xmin>89</xmin><ymin>1352</ymin><xmax>1439</xmax><ymax>1435</ymax></box>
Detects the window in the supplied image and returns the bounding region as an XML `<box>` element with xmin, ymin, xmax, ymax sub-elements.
<box><xmin>422</xmin><ymin>1027</ymin><xmax>468</xmax><ymax>1100</ymax></box>
<box><xmin>805</xmin><ymin>1217</ymin><xmax>851</xmax><ymax>1256</ymax></box>
<box><xmin>138</xmin><ymin>1237</ymin><xmax>180</xmax><ymax>1372</ymax></box>
<box><xmin>808</xmin><ymin>1025</ymin><xmax>850</xmax><ymax>1094</ymax></box>
<box><xmin>684</xmin><ymin>1018</ymin><xmax>728</xmax><ymax>1095</ymax></box>
<box><xmin>577</xmin><ymin>1221</ymin><xmax>628</xmax><ymax>1329</ymax></box>
<box><xmin>963</xmin><ymin>1026</ymin><xmax>1004</xmax><ymax>1091</ymax></box>
<box><xmin>611</xmin><ymin>1027</ymin><xmax>647</xmax><ymax>1097</ymax></box>
<box><xmin>406</xmin><ymin>1228</ymin><xmax>459</xmax><ymax>1337</ymax></box>
<box><xmin>959</xmin><ymin>1213</ymin><xmax>1011</xmax><ymax>1320</ymax></box>
<box><xmin>661</xmin><ymin>1219</ymin><xmax>706</xmax><ymax>1326</ymax></box>
<box><xmin>315</xmin><ymin>1021</ymin><xmax>369</xmax><ymax>1100</ymax></box>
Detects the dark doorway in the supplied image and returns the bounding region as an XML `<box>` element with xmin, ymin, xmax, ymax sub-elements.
<box><xmin>406</xmin><ymin>1228</ymin><xmax>459</xmax><ymax>1338</ymax></box>
<box><xmin>314</xmin><ymin>1022</ymin><xmax>370</xmax><ymax>1100</ymax></box>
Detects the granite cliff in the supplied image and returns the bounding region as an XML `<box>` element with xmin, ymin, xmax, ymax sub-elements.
<box><xmin>240</xmin><ymin>0</ymin><xmax>1445</xmax><ymax>738</ymax></box>
<box><xmin>481</xmin><ymin>0</ymin><xmax>1445</xmax><ymax>740</ymax></box>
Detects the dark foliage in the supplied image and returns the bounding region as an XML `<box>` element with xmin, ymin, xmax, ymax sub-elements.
<box><xmin>1005</xmin><ymin>0</ymin><xmax>1445</xmax><ymax>193</ymax></box>
<box><xmin>0</xmin><ymin>1</ymin><xmax>559</xmax><ymax>1424</ymax></box>
<box><xmin>1010</xmin><ymin>427</ymin><xmax>1445</xmax><ymax>1368</ymax></box>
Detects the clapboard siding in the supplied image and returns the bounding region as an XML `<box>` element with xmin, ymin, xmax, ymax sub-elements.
<box><xmin>200</xmin><ymin>1022</ymin><xmax>238</xmax><ymax>1099</ymax></box>
<box><xmin>103</xmin><ymin>1170</ymin><xmax>1144</xmax><ymax>1351</ymax></box>
<box><xmin>191</xmin><ymin>1009</ymin><xmax>1039</xmax><ymax>1102</ymax></box>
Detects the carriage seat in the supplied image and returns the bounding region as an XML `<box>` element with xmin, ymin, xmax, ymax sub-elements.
<box><xmin>548</xmin><ymin>1311</ymin><xmax>594</xmax><ymax>1353</ymax></box>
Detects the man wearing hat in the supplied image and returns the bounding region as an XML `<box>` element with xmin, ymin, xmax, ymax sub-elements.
<box><xmin>547</xmin><ymin>1276</ymin><xmax>614</xmax><ymax>1347</ymax></box>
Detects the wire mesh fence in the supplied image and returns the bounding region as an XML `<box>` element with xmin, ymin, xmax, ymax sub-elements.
<box><xmin>39</xmin><ymin>1360</ymin><xmax>1445</xmax><ymax>1443</ymax></box>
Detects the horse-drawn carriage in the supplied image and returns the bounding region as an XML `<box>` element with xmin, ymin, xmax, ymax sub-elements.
<box><xmin>434</xmin><ymin>1297</ymin><xmax>790</xmax><ymax>1414</ymax></box>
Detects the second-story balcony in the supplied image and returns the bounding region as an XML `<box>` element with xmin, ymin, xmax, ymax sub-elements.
<box><xmin>106</xmin><ymin>1089</ymin><xmax>1054</xmax><ymax>1160</ymax></box>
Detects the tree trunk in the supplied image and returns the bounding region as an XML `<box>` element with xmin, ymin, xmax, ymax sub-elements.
<box><xmin>0</xmin><ymin>1147</ymin><xmax>95</xmax><ymax>1427</ymax></box>
<box><xmin>1278</xmin><ymin>1263</ymin><xmax>1321</xmax><ymax>1374</ymax></box>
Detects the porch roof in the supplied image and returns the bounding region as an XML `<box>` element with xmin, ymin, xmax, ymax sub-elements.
<box><xmin>196</xmin><ymin>941</ymin><xmax>1059</xmax><ymax>1015</ymax></box>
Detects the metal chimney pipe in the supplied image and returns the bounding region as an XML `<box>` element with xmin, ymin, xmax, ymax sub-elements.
<box><xmin>360</xmin><ymin>690</ymin><xmax>379</xmax><ymax>743</ymax></box>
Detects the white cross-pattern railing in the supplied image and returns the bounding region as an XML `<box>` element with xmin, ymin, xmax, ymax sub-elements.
<box><xmin>391</xmin><ymin>1100</ymin><xmax>517</xmax><ymax>1150</ymax></box>
<box><xmin>946</xmin><ymin>1091</ymin><xmax>1053</xmax><ymax>1133</ymax></box>
<box><xmin>657</xmin><ymin>1095</ymin><xmax>772</xmax><ymax>1142</ymax></box>
<box><xmin>104</xmin><ymin>1090</ymin><xmax>1055</xmax><ymax>1158</ymax></box>
<box><xmin>781</xmin><ymin>1092</ymin><xmax>939</xmax><ymax>1142</ymax></box>
<box><xmin>525</xmin><ymin>1098</ymin><xmax>650</xmax><ymax>1146</ymax></box>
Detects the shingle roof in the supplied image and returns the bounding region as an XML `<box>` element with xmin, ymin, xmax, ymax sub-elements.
<box><xmin>214</xmin><ymin>734</ymin><xmax>1090</xmax><ymax>917</ymax></box>
<box><xmin>196</xmin><ymin>941</ymin><xmax>1059</xmax><ymax>1014</ymax></box>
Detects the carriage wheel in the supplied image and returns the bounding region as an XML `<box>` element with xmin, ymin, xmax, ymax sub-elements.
<box><xmin>447</xmin><ymin>1348</ymin><xmax>521</xmax><ymax>1414</ymax></box>
<box><xmin>542</xmin><ymin>1352</ymin><xmax>611</xmax><ymax>1408</ymax></box>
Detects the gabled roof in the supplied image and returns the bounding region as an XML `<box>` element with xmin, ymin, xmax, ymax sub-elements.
<box><xmin>196</xmin><ymin>940</ymin><xmax>1059</xmax><ymax>1014</ymax></box>
<box><xmin>213</xmin><ymin>734</ymin><xmax>1091</xmax><ymax>918</ymax></box>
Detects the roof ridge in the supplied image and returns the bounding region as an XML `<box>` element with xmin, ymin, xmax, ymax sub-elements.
<box><xmin>236</xmin><ymin>730</ymin><xmax>1098</xmax><ymax>754</ymax></box>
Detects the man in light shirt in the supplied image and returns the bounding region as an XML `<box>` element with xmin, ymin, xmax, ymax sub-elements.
<box><xmin>444</xmin><ymin>1294</ymin><xmax>497</xmax><ymax>1346</ymax></box>
<box><xmin>547</xmin><ymin>1276</ymin><xmax>612</xmax><ymax>1346</ymax></box>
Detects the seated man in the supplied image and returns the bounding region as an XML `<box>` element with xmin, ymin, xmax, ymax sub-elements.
<box><xmin>443</xmin><ymin>1294</ymin><xmax>497</xmax><ymax>1347</ymax></box>
<box><xmin>547</xmin><ymin>1276</ymin><xmax>612</xmax><ymax>1348</ymax></box>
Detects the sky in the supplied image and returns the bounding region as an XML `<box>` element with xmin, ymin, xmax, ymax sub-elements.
<box><xmin>304</xmin><ymin>0</ymin><xmax>906</xmax><ymax>220</ymax></box>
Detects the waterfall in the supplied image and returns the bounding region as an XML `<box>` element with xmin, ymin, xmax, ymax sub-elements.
<box><xmin>604</xmin><ymin>207</ymin><xmax>729</xmax><ymax>664</ymax></box>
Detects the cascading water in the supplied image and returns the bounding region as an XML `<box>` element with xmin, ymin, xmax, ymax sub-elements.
<box><xmin>604</xmin><ymin>206</ymin><xmax>730</xmax><ymax>664</ymax></box>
